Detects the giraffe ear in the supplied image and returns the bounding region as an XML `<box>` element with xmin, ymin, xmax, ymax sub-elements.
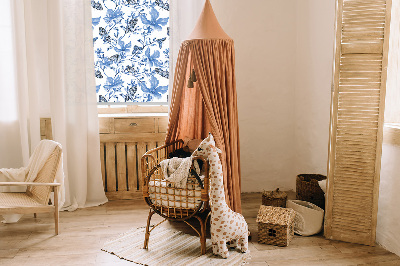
<box><xmin>211</xmin><ymin>144</ymin><xmax>222</xmax><ymax>154</ymax></box>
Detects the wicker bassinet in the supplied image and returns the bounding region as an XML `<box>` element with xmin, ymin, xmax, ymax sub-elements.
<box><xmin>141</xmin><ymin>140</ymin><xmax>210</xmax><ymax>254</ymax></box>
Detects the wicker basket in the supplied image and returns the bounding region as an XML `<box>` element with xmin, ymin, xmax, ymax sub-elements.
<box><xmin>256</xmin><ymin>205</ymin><xmax>296</xmax><ymax>247</ymax></box>
<box><xmin>262</xmin><ymin>188</ymin><xmax>287</xmax><ymax>208</ymax></box>
<box><xmin>296</xmin><ymin>174</ymin><xmax>326</xmax><ymax>209</ymax></box>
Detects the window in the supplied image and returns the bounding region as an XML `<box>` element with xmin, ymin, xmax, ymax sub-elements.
<box><xmin>92</xmin><ymin>0</ymin><xmax>169</xmax><ymax>104</ymax></box>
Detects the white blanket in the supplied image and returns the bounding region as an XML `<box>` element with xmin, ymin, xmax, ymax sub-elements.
<box><xmin>159</xmin><ymin>157</ymin><xmax>199</xmax><ymax>188</ymax></box>
<box><xmin>0</xmin><ymin>140</ymin><xmax>65</xmax><ymax>223</ymax></box>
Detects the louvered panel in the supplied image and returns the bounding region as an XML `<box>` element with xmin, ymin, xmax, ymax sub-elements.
<box><xmin>335</xmin><ymin>157</ymin><xmax>375</xmax><ymax>164</ymax></box>
<box><xmin>338</xmin><ymin>105</ymin><xmax>380</xmax><ymax>110</ymax></box>
<box><xmin>325</xmin><ymin>0</ymin><xmax>391</xmax><ymax>246</ymax></box>
<box><xmin>335</xmin><ymin>201</ymin><xmax>372</xmax><ymax>209</ymax></box>
<box><xmin>336</xmin><ymin>137</ymin><xmax>378</xmax><ymax>143</ymax></box>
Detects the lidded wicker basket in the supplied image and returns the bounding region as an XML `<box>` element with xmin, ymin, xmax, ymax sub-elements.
<box><xmin>262</xmin><ymin>188</ymin><xmax>287</xmax><ymax>208</ymax></box>
<box><xmin>256</xmin><ymin>205</ymin><xmax>296</xmax><ymax>247</ymax></box>
<box><xmin>296</xmin><ymin>174</ymin><xmax>326</xmax><ymax>210</ymax></box>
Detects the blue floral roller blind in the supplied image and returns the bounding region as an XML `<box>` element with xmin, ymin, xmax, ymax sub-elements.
<box><xmin>91</xmin><ymin>0</ymin><xmax>169</xmax><ymax>103</ymax></box>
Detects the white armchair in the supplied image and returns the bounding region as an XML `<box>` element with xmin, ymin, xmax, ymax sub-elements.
<box><xmin>0</xmin><ymin>144</ymin><xmax>62</xmax><ymax>234</ymax></box>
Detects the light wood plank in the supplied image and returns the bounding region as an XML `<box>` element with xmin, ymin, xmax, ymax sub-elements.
<box><xmin>40</xmin><ymin>119</ymin><xmax>46</xmax><ymax>139</ymax></box>
<box><xmin>127</xmin><ymin>143</ymin><xmax>138</xmax><ymax>192</ymax></box>
<box><xmin>341</xmin><ymin>42</ymin><xmax>383</xmax><ymax>54</ymax></box>
<box><xmin>137</xmin><ymin>143</ymin><xmax>147</xmax><ymax>190</ymax></box>
<box><xmin>97</xmin><ymin>105</ymin><xmax>168</xmax><ymax>114</ymax></box>
<box><xmin>100</xmin><ymin>142</ymin><xmax>106</xmax><ymax>189</ymax></box>
<box><xmin>105</xmin><ymin>143</ymin><xmax>116</xmax><ymax>192</ymax></box>
<box><xmin>40</xmin><ymin>118</ymin><xmax>53</xmax><ymax>140</ymax></box>
<box><xmin>105</xmin><ymin>191</ymin><xmax>143</xmax><ymax>201</ymax></box>
<box><xmin>44</xmin><ymin>119</ymin><xmax>53</xmax><ymax>140</ymax></box>
<box><xmin>116</xmin><ymin>143</ymin><xmax>127</xmax><ymax>192</ymax></box>
<box><xmin>100</xmin><ymin>133</ymin><xmax>166</xmax><ymax>143</ymax></box>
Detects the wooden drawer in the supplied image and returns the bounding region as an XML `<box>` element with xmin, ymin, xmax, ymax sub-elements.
<box><xmin>114</xmin><ymin>118</ymin><xmax>155</xmax><ymax>133</ymax></box>
<box><xmin>99</xmin><ymin>117</ymin><xmax>114</xmax><ymax>134</ymax></box>
<box><xmin>157</xmin><ymin>117</ymin><xmax>168</xmax><ymax>133</ymax></box>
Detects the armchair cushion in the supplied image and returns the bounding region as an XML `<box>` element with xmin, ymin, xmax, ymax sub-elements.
<box><xmin>0</xmin><ymin>193</ymin><xmax>42</xmax><ymax>208</ymax></box>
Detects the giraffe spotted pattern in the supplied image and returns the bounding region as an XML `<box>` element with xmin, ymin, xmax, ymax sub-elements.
<box><xmin>192</xmin><ymin>134</ymin><xmax>249</xmax><ymax>258</ymax></box>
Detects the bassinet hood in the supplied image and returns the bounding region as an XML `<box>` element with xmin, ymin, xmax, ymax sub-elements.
<box><xmin>188</xmin><ymin>0</ymin><xmax>231</xmax><ymax>40</ymax></box>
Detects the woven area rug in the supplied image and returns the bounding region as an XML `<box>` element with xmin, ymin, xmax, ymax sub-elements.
<box><xmin>102</xmin><ymin>226</ymin><xmax>250</xmax><ymax>265</ymax></box>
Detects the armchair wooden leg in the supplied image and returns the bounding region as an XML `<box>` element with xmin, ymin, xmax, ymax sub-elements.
<box><xmin>144</xmin><ymin>209</ymin><xmax>155</xmax><ymax>249</ymax></box>
<box><xmin>34</xmin><ymin>213</ymin><xmax>37</xmax><ymax>218</ymax></box>
<box><xmin>54</xmin><ymin>186</ymin><xmax>59</xmax><ymax>235</ymax></box>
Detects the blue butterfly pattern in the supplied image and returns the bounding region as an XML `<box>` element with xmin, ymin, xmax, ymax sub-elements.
<box><xmin>92</xmin><ymin>0</ymin><xmax>169</xmax><ymax>103</ymax></box>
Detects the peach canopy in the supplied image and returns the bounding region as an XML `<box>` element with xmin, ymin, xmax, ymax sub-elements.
<box><xmin>165</xmin><ymin>0</ymin><xmax>242</xmax><ymax>212</ymax></box>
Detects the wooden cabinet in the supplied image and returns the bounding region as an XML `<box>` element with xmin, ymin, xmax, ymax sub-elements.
<box><xmin>98</xmin><ymin>115</ymin><xmax>168</xmax><ymax>200</ymax></box>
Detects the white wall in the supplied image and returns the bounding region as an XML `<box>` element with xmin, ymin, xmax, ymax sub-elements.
<box><xmin>211</xmin><ymin>0</ymin><xmax>335</xmax><ymax>192</ymax></box>
<box><xmin>294</xmin><ymin>1</ymin><xmax>335</xmax><ymax>178</ymax></box>
<box><xmin>377</xmin><ymin>142</ymin><xmax>400</xmax><ymax>256</ymax></box>
<box><xmin>212</xmin><ymin>0</ymin><xmax>297</xmax><ymax>191</ymax></box>
<box><xmin>376</xmin><ymin>2</ymin><xmax>400</xmax><ymax>256</ymax></box>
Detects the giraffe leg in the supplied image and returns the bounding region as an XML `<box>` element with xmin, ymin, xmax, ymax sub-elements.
<box><xmin>227</xmin><ymin>239</ymin><xmax>237</xmax><ymax>249</ymax></box>
<box><xmin>212</xmin><ymin>241</ymin><xmax>218</xmax><ymax>255</ymax></box>
<box><xmin>238</xmin><ymin>235</ymin><xmax>249</xmax><ymax>253</ymax></box>
<box><xmin>217</xmin><ymin>241</ymin><xmax>229</xmax><ymax>259</ymax></box>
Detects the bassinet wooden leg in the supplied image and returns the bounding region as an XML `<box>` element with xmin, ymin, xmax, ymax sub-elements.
<box><xmin>144</xmin><ymin>209</ymin><xmax>155</xmax><ymax>249</ymax></box>
<box><xmin>199</xmin><ymin>218</ymin><xmax>206</xmax><ymax>255</ymax></box>
<box><xmin>194</xmin><ymin>214</ymin><xmax>209</xmax><ymax>255</ymax></box>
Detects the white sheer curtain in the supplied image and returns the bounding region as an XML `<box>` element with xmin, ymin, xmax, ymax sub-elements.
<box><xmin>0</xmin><ymin>0</ymin><xmax>107</xmax><ymax>211</ymax></box>
<box><xmin>0</xmin><ymin>1</ymin><xmax>24</xmax><ymax>169</ymax></box>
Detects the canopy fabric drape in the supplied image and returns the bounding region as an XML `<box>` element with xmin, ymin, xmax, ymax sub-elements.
<box><xmin>166</xmin><ymin>39</ymin><xmax>242</xmax><ymax>212</ymax></box>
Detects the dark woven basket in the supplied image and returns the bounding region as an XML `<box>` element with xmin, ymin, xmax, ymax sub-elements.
<box><xmin>296</xmin><ymin>174</ymin><xmax>326</xmax><ymax>209</ymax></box>
<box><xmin>262</xmin><ymin>188</ymin><xmax>287</xmax><ymax>208</ymax></box>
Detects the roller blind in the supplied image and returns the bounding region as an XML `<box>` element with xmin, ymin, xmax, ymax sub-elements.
<box><xmin>325</xmin><ymin>0</ymin><xmax>392</xmax><ymax>245</ymax></box>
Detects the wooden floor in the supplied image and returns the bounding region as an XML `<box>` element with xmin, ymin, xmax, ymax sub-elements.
<box><xmin>1</xmin><ymin>193</ymin><xmax>399</xmax><ymax>266</ymax></box>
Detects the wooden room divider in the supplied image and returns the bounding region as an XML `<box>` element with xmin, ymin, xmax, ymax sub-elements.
<box><xmin>325</xmin><ymin>0</ymin><xmax>392</xmax><ymax>245</ymax></box>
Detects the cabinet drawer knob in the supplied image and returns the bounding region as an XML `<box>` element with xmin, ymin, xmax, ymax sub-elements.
<box><xmin>129</xmin><ymin>123</ymin><xmax>138</xmax><ymax>127</ymax></box>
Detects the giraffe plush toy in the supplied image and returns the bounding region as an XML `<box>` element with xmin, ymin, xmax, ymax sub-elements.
<box><xmin>192</xmin><ymin>133</ymin><xmax>248</xmax><ymax>258</ymax></box>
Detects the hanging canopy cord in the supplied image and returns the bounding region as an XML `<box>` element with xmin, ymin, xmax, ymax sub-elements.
<box><xmin>187</xmin><ymin>69</ymin><xmax>197</xmax><ymax>88</ymax></box>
